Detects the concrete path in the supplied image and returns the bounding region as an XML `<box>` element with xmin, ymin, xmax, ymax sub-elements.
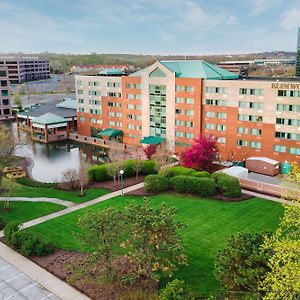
<box><xmin>0</xmin><ymin>182</ymin><xmax>144</xmax><ymax>238</ymax></box>
<box><xmin>0</xmin><ymin>242</ymin><xmax>90</xmax><ymax>300</ymax></box>
<box><xmin>242</xmin><ymin>189</ymin><xmax>300</xmax><ymax>207</ymax></box>
<box><xmin>0</xmin><ymin>197</ymin><xmax>75</xmax><ymax>207</ymax></box>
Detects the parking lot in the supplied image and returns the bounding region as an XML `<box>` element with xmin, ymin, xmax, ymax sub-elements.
<box><xmin>0</xmin><ymin>258</ymin><xmax>60</xmax><ymax>300</ymax></box>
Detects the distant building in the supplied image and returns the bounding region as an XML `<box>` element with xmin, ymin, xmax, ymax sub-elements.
<box><xmin>0</xmin><ymin>66</ymin><xmax>13</xmax><ymax>120</ymax></box>
<box><xmin>0</xmin><ymin>56</ymin><xmax>50</xmax><ymax>84</ymax></box>
<box><xmin>70</xmin><ymin>64</ymin><xmax>135</xmax><ymax>75</ymax></box>
<box><xmin>296</xmin><ymin>28</ymin><xmax>300</xmax><ymax>77</ymax></box>
<box><xmin>16</xmin><ymin>98</ymin><xmax>77</xmax><ymax>143</ymax></box>
<box><xmin>253</xmin><ymin>58</ymin><xmax>296</xmax><ymax>65</ymax></box>
<box><xmin>218</xmin><ymin>61</ymin><xmax>253</xmax><ymax>77</ymax></box>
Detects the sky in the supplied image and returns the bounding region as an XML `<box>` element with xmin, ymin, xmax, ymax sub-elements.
<box><xmin>0</xmin><ymin>0</ymin><xmax>300</xmax><ymax>55</ymax></box>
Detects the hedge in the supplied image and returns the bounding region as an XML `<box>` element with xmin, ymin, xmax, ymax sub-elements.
<box><xmin>15</xmin><ymin>177</ymin><xmax>58</xmax><ymax>188</ymax></box>
<box><xmin>170</xmin><ymin>175</ymin><xmax>215</xmax><ymax>197</ymax></box>
<box><xmin>191</xmin><ymin>171</ymin><xmax>211</xmax><ymax>178</ymax></box>
<box><xmin>144</xmin><ymin>175</ymin><xmax>169</xmax><ymax>193</ymax></box>
<box><xmin>89</xmin><ymin>159</ymin><xmax>157</xmax><ymax>182</ymax></box>
<box><xmin>161</xmin><ymin>166</ymin><xmax>196</xmax><ymax>178</ymax></box>
<box><xmin>212</xmin><ymin>172</ymin><xmax>241</xmax><ymax>198</ymax></box>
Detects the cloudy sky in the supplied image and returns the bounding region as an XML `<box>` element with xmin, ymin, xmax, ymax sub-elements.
<box><xmin>0</xmin><ymin>0</ymin><xmax>299</xmax><ymax>54</ymax></box>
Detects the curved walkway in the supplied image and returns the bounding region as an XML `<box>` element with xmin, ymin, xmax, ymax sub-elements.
<box><xmin>0</xmin><ymin>197</ymin><xmax>75</xmax><ymax>208</ymax></box>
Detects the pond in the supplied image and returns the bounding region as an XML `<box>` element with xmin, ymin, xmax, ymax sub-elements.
<box><xmin>13</xmin><ymin>128</ymin><xmax>108</xmax><ymax>183</ymax></box>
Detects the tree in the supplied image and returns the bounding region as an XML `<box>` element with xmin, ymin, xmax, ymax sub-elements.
<box><xmin>154</xmin><ymin>142</ymin><xmax>173</xmax><ymax>175</ymax></box>
<box><xmin>78</xmin><ymin>154</ymin><xmax>90</xmax><ymax>196</ymax></box>
<box><xmin>160</xmin><ymin>279</ymin><xmax>195</xmax><ymax>300</ymax></box>
<box><xmin>143</xmin><ymin>144</ymin><xmax>157</xmax><ymax>160</ymax></box>
<box><xmin>13</xmin><ymin>93</ymin><xmax>22</xmax><ymax>110</ymax></box>
<box><xmin>123</xmin><ymin>198</ymin><xmax>186</xmax><ymax>280</ymax></box>
<box><xmin>133</xmin><ymin>147</ymin><xmax>143</xmax><ymax>179</ymax></box>
<box><xmin>215</xmin><ymin>232</ymin><xmax>271</xmax><ymax>299</ymax></box>
<box><xmin>181</xmin><ymin>135</ymin><xmax>218</xmax><ymax>171</ymax></box>
<box><xmin>260</xmin><ymin>163</ymin><xmax>300</xmax><ymax>299</ymax></box>
<box><xmin>77</xmin><ymin>207</ymin><xmax>124</xmax><ymax>278</ymax></box>
<box><xmin>107</xmin><ymin>148</ymin><xmax>123</xmax><ymax>187</ymax></box>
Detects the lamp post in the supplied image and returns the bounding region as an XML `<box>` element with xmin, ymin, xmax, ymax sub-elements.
<box><xmin>173</xmin><ymin>154</ymin><xmax>177</xmax><ymax>166</ymax></box>
<box><xmin>120</xmin><ymin>169</ymin><xmax>124</xmax><ymax>195</ymax></box>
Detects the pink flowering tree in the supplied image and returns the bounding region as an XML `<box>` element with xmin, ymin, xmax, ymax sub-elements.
<box><xmin>181</xmin><ymin>135</ymin><xmax>218</xmax><ymax>170</ymax></box>
<box><xmin>143</xmin><ymin>144</ymin><xmax>157</xmax><ymax>160</ymax></box>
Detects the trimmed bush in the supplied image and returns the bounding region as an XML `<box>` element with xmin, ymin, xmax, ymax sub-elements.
<box><xmin>89</xmin><ymin>164</ymin><xmax>109</xmax><ymax>182</ymax></box>
<box><xmin>15</xmin><ymin>177</ymin><xmax>57</xmax><ymax>188</ymax></box>
<box><xmin>144</xmin><ymin>175</ymin><xmax>169</xmax><ymax>193</ymax></box>
<box><xmin>213</xmin><ymin>172</ymin><xmax>241</xmax><ymax>198</ymax></box>
<box><xmin>161</xmin><ymin>166</ymin><xmax>196</xmax><ymax>178</ymax></box>
<box><xmin>191</xmin><ymin>171</ymin><xmax>211</xmax><ymax>178</ymax></box>
<box><xmin>141</xmin><ymin>160</ymin><xmax>157</xmax><ymax>175</ymax></box>
<box><xmin>170</xmin><ymin>175</ymin><xmax>215</xmax><ymax>197</ymax></box>
<box><xmin>122</xmin><ymin>159</ymin><xmax>136</xmax><ymax>177</ymax></box>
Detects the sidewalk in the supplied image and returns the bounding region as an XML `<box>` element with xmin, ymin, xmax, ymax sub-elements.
<box><xmin>0</xmin><ymin>241</ymin><xmax>90</xmax><ymax>300</ymax></box>
<box><xmin>0</xmin><ymin>197</ymin><xmax>75</xmax><ymax>207</ymax></box>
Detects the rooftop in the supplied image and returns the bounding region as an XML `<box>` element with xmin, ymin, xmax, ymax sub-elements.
<box><xmin>31</xmin><ymin>112</ymin><xmax>67</xmax><ymax>125</ymax></box>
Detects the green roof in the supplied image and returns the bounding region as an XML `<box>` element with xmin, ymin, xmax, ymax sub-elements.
<box><xmin>97</xmin><ymin>128</ymin><xmax>123</xmax><ymax>139</ymax></box>
<box><xmin>140</xmin><ymin>136</ymin><xmax>165</xmax><ymax>145</ymax></box>
<box><xmin>160</xmin><ymin>60</ymin><xmax>238</xmax><ymax>79</ymax></box>
<box><xmin>32</xmin><ymin>113</ymin><xmax>66</xmax><ymax>125</ymax></box>
<box><xmin>99</xmin><ymin>68</ymin><xmax>125</xmax><ymax>75</ymax></box>
<box><xmin>56</xmin><ymin>99</ymin><xmax>76</xmax><ymax>110</ymax></box>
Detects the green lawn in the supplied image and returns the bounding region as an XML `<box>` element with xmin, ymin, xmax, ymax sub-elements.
<box><xmin>26</xmin><ymin>194</ymin><xmax>284</xmax><ymax>297</ymax></box>
<box><xmin>0</xmin><ymin>201</ymin><xmax>64</xmax><ymax>225</ymax></box>
<box><xmin>1</xmin><ymin>180</ymin><xmax>110</xmax><ymax>204</ymax></box>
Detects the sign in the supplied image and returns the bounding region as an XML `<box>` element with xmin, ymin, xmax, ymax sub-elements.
<box><xmin>271</xmin><ymin>82</ymin><xmax>300</xmax><ymax>89</ymax></box>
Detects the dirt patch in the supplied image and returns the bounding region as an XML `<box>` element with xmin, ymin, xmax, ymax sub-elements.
<box><xmin>212</xmin><ymin>193</ymin><xmax>253</xmax><ymax>202</ymax></box>
<box><xmin>32</xmin><ymin>250</ymin><xmax>158</xmax><ymax>300</ymax></box>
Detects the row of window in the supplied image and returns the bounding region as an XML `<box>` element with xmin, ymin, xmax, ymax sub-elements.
<box><xmin>236</xmin><ymin>140</ymin><xmax>262</xmax><ymax>149</ymax></box>
<box><xmin>175</xmin><ymin>97</ymin><xmax>194</xmax><ymax>104</ymax></box>
<box><xmin>175</xmin><ymin>109</ymin><xmax>194</xmax><ymax>116</ymax></box>
<box><xmin>206</xmin><ymin>87</ymin><xmax>227</xmax><ymax>94</ymax></box>
<box><xmin>77</xmin><ymin>81</ymin><xmax>121</xmax><ymax>88</ymax></box>
<box><xmin>126</xmin><ymin>83</ymin><xmax>141</xmax><ymax>89</ymax></box>
<box><xmin>175</xmin><ymin>120</ymin><xmax>194</xmax><ymax>127</ymax></box>
<box><xmin>204</xmin><ymin>123</ymin><xmax>227</xmax><ymax>131</ymax></box>
<box><xmin>127</xmin><ymin>124</ymin><xmax>142</xmax><ymax>130</ymax></box>
<box><xmin>278</xmin><ymin>90</ymin><xmax>300</xmax><ymax>98</ymax></box>
<box><xmin>205</xmin><ymin>111</ymin><xmax>227</xmax><ymax>119</ymax></box>
<box><xmin>206</xmin><ymin>99</ymin><xmax>227</xmax><ymax>106</ymax></box>
<box><xmin>239</xmin><ymin>101</ymin><xmax>263</xmax><ymax>109</ymax></box>
<box><xmin>127</xmin><ymin>114</ymin><xmax>141</xmax><ymax>121</ymax></box>
<box><xmin>276</xmin><ymin>103</ymin><xmax>300</xmax><ymax>112</ymax></box>
<box><xmin>175</xmin><ymin>131</ymin><xmax>194</xmax><ymax>138</ymax></box>
<box><xmin>238</xmin><ymin>114</ymin><xmax>263</xmax><ymax>122</ymax></box>
<box><xmin>126</xmin><ymin>93</ymin><xmax>141</xmax><ymax>100</ymax></box>
<box><xmin>276</xmin><ymin>118</ymin><xmax>300</xmax><ymax>126</ymax></box>
<box><xmin>108</xmin><ymin>111</ymin><xmax>122</xmax><ymax>118</ymax></box>
<box><xmin>175</xmin><ymin>85</ymin><xmax>195</xmax><ymax>92</ymax></box>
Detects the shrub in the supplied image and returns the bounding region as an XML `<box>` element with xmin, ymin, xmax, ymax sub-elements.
<box><xmin>144</xmin><ymin>175</ymin><xmax>169</xmax><ymax>193</ymax></box>
<box><xmin>160</xmin><ymin>279</ymin><xmax>195</xmax><ymax>300</ymax></box>
<box><xmin>161</xmin><ymin>166</ymin><xmax>196</xmax><ymax>178</ymax></box>
<box><xmin>191</xmin><ymin>171</ymin><xmax>211</xmax><ymax>178</ymax></box>
<box><xmin>141</xmin><ymin>160</ymin><xmax>157</xmax><ymax>175</ymax></box>
<box><xmin>4</xmin><ymin>222</ymin><xmax>20</xmax><ymax>243</ymax></box>
<box><xmin>122</xmin><ymin>159</ymin><xmax>136</xmax><ymax>177</ymax></box>
<box><xmin>60</xmin><ymin>168</ymin><xmax>80</xmax><ymax>190</ymax></box>
<box><xmin>89</xmin><ymin>164</ymin><xmax>109</xmax><ymax>182</ymax></box>
<box><xmin>15</xmin><ymin>177</ymin><xmax>57</xmax><ymax>188</ymax></box>
<box><xmin>213</xmin><ymin>172</ymin><xmax>241</xmax><ymax>198</ymax></box>
<box><xmin>170</xmin><ymin>176</ymin><xmax>215</xmax><ymax>197</ymax></box>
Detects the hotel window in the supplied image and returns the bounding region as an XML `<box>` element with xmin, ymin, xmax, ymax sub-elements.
<box><xmin>175</xmin><ymin>142</ymin><xmax>191</xmax><ymax>147</ymax></box>
<box><xmin>89</xmin><ymin>100</ymin><xmax>101</xmax><ymax>105</ymax></box>
<box><xmin>205</xmin><ymin>111</ymin><xmax>215</xmax><ymax>118</ymax></box>
<box><xmin>108</xmin><ymin>102</ymin><xmax>121</xmax><ymax>108</ymax></box>
<box><xmin>237</xmin><ymin>127</ymin><xmax>248</xmax><ymax>134</ymax></box>
<box><xmin>78</xmin><ymin>108</ymin><xmax>84</xmax><ymax>112</ymax></box>
<box><xmin>90</xmin><ymin>118</ymin><xmax>96</xmax><ymax>123</ymax></box>
<box><xmin>175</xmin><ymin>120</ymin><xmax>184</xmax><ymax>126</ymax></box>
<box><xmin>275</xmin><ymin>132</ymin><xmax>300</xmax><ymax>140</ymax></box>
<box><xmin>239</xmin><ymin>88</ymin><xmax>264</xmax><ymax>96</ymax></box>
<box><xmin>90</xmin><ymin>109</ymin><xmax>101</xmax><ymax>115</ymax></box>
<box><xmin>136</xmin><ymin>125</ymin><xmax>142</xmax><ymax>130</ymax></box>
<box><xmin>205</xmin><ymin>123</ymin><xmax>214</xmax><ymax>130</ymax></box>
<box><xmin>136</xmin><ymin>105</ymin><xmax>142</xmax><ymax>110</ymax></box>
<box><xmin>175</xmin><ymin>131</ymin><xmax>184</xmax><ymax>138</ymax></box>
<box><xmin>185</xmin><ymin>132</ymin><xmax>194</xmax><ymax>139</ymax></box>
<box><xmin>116</xmin><ymin>122</ymin><xmax>122</xmax><ymax>127</ymax></box>
<box><xmin>79</xmin><ymin>116</ymin><xmax>85</xmax><ymax>122</ymax></box>
<box><xmin>217</xmin><ymin>124</ymin><xmax>226</xmax><ymax>131</ymax></box>
<box><xmin>126</xmin><ymin>93</ymin><xmax>135</xmax><ymax>99</ymax></box>
<box><xmin>250</xmin><ymin>128</ymin><xmax>262</xmax><ymax>136</ymax></box>
<box><xmin>108</xmin><ymin>121</ymin><xmax>115</xmax><ymax>126</ymax></box>
<box><xmin>89</xmin><ymin>90</ymin><xmax>101</xmax><ymax>96</ymax></box>
<box><xmin>238</xmin><ymin>114</ymin><xmax>263</xmax><ymax>122</ymax></box>
<box><xmin>206</xmin><ymin>87</ymin><xmax>228</xmax><ymax>94</ymax></box>
<box><xmin>237</xmin><ymin>139</ymin><xmax>248</xmax><ymax>146</ymax></box>
<box><xmin>175</xmin><ymin>109</ymin><xmax>182</xmax><ymax>115</ymax></box>
<box><xmin>108</xmin><ymin>111</ymin><xmax>114</xmax><ymax>117</ymax></box>
<box><xmin>149</xmin><ymin>68</ymin><xmax>166</xmax><ymax>78</ymax></box>
<box><xmin>107</xmin><ymin>92</ymin><xmax>121</xmax><ymax>97</ymax></box>
<box><xmin>175</xmin><ymin>85</ymin><xmax>184</xmax><ymax>92</ymax></box>
<box><xmin>206</xmin><ymin>99</ymin><xmax>227</xmax><ymax>106</ymax></box>
<box><xmin>149</xmin><ymin>84</ymin><xmax>166</xmax><ymax>95</ymax></box>
<box><xmin>276</xmin><ymin>118</ymin><xmax>300</xmax><ymax>126</ymax></box>
<box><xmin>107</xmin><ymin>82</ymin><xmax>120</xmax><ymax>88</ymax></box>
<box><xmin>274</xmin><ymin>145</ymin><xmax>286</xmax><ymax>153</ymax></box>
<box><xmin>289</xmin><ymin>147</ymin><xmax>300</xmax><ymax>155</ymax></box>
<box><xmin>88</xmin><ymin>81</ymin><xmax>99</xmax><ymax>87</ymax></box>
<box><xmin>186</xmin><ymin>86</ymin><xmax>195</xmax><ymax>92</ymax></box>
<box><xmin>127</xmin><ymin>124</ymin><xmax>135</xmax><ymax>130</ymax></box>
<box><xmin>239</xmin><ymin>101</ymin><xmax>263</xmax><ymax>109</ymax></box>
<box><xmin>127</xmin><ymin>104</ymin><xmax>134</xmax><ymax>110</ymax></box>
<box><xmin>216</xmin><ymin>112</ymin><xmax>227</xmax><ymax>119</ymax></box>
<box><xmin>186</xmin><ymin>98</ymin><xmax>194</xmax><ymax>104</ymax></box>
<box><xmin>217</xmin><ymin>137</ymin><xmax>226</xmax><ymax>144</ymax></box>
<box><xmin>185</xmin><ymin>110</ymin><xmax>194</xmax><ymax>116</ymax></box>
<box><xmin>77</xmin><ymin>80</ymin><xmax>83</xmax><ymax>86</ymax></box>
<box><xmin>126</xmin><ymin>83</ymin><xmax>141</xmax><ymax>89</ymax></box>
<box><xmin>175</xmin><ymin>97</ymin><xmax>184</xmax><ymax>104</ymax></box>
<box><xmin>278</xmin><ymin>90</ymin><xmax>300</xmax><ymax>98</ymax></box>
<box><xmin>250</xmin><ymin>141</ymin><xmax>261</xmax><ymax>149</ymax></box>
<box><xmin>78</xmin><ymin>99</ymin><xmax>84</xmax><ymax>104</ymax></box>
<box><xmin>276</xmin><ymin>104</ymin><xmax>300</xmax><ymax>112</ymax></box>
<box><xmin>77</xmin><ymin>89</ymin><xmax>83</xmax><ymax>95</ymax></box>
<box><xmin>185</xmin><ymin>121</ymin><xmax>194</xmax><ymax>128</ymax></box>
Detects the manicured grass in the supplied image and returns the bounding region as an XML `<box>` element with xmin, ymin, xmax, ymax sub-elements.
<box><xmin>0</xmin><ymin>201</ymin><xmax>64</xmax><ymax>225</ymax></box>
<box><xmin>1</xmin><ymin>179</ymin><xmax>110</xmax><ymax>204</ymax></box>
<box><xmin>26</xmin><ymin>194</ymin><xmax>284</xmax><ymax>297</ymax></box>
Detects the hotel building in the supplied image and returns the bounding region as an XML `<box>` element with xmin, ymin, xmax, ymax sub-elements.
<box><xmin>0</xmin><ymin>66</ymin><xmax>12</xmax><ymax>120</ymax></box>
<box><xmin>0</xmin><ymin>56</ymin><xmax>50</xmax><ymax>84</ymax></box>
<box><xmin>76</xmin><ymin>60</ymin><xmax>300</xmax><ymax>164</ymax></box>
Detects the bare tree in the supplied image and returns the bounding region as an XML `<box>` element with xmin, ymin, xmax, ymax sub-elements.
<box><xmin>133</xmin><ymin>146</ymin><xmax>143</xmax><ymax>179</ymax></box>
<box><xmin>154</xmin><ymin>142</ymin><xmax>173</xmax><ymax>175</ymax></box>
<box><xmin>78</xmin><ymin>154</ymin><xmax>90</xmax><ymax>196</ymax></box>
<box><xmin>107</xmin><ymin>148</ymin><xmax>123</xmax><ymax>187</ymax></box>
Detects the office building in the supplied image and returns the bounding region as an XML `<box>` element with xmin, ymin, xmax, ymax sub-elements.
<box><xmin>0</xmin><ymin>66</ymin><xmax>12</xmax><ymax>120</ymax></box>
<box><xmin>0</xmin><ymin>56</ymin><xmax>50</xmax><ymax>84</ymax></box>
<box><xmin>76</xmin><ymin>60</ymin><xmax>300</xmax><ymax>164</ymax></box>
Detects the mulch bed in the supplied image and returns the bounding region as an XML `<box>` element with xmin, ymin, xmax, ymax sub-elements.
<box><xmin>212</xmin><ymin>193</ymin><xmax>253</xmax><ymax>202</ymax></box>
<box><xmin>32</xmin><ymin>250</ymin><xmax>158</xmax><ymax>300</ymax></box>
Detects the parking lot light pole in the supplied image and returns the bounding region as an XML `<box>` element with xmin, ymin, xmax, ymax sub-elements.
<box><xmin>120</xmin><ymin>169</ymin><xmax>124</xmax><ymax>195</ymax></box>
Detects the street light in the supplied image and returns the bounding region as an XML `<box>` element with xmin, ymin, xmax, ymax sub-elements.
<box><xmin>120</xmin><ymin>169</ymin><xmax>124</xmax><ymax>195</ymax></box>
<box><xmin>173</xmin><ymin>154</ymin><xmax>177</xmax><ymax>166</ymax></box>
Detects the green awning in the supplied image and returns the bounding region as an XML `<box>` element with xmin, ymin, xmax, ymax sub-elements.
<box><xmin>140</xmin><ymin>136</ymin><xmax>165</xmax><ymax>145</ymax></box>
<box><xmin>97</xmin><ymin>128</ymin><xmax>123</xmax><ymax>139</ymax></box>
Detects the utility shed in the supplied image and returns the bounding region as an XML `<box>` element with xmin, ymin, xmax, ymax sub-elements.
<box><xmin>246</xmin><ymin>157</ymin><xmax>280</xmax><ymax>176</ymax></box>
<box><xmin>220</xmin><ymin>166</ymin><xmax>248</xmax><ymax>178</ymax></box>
